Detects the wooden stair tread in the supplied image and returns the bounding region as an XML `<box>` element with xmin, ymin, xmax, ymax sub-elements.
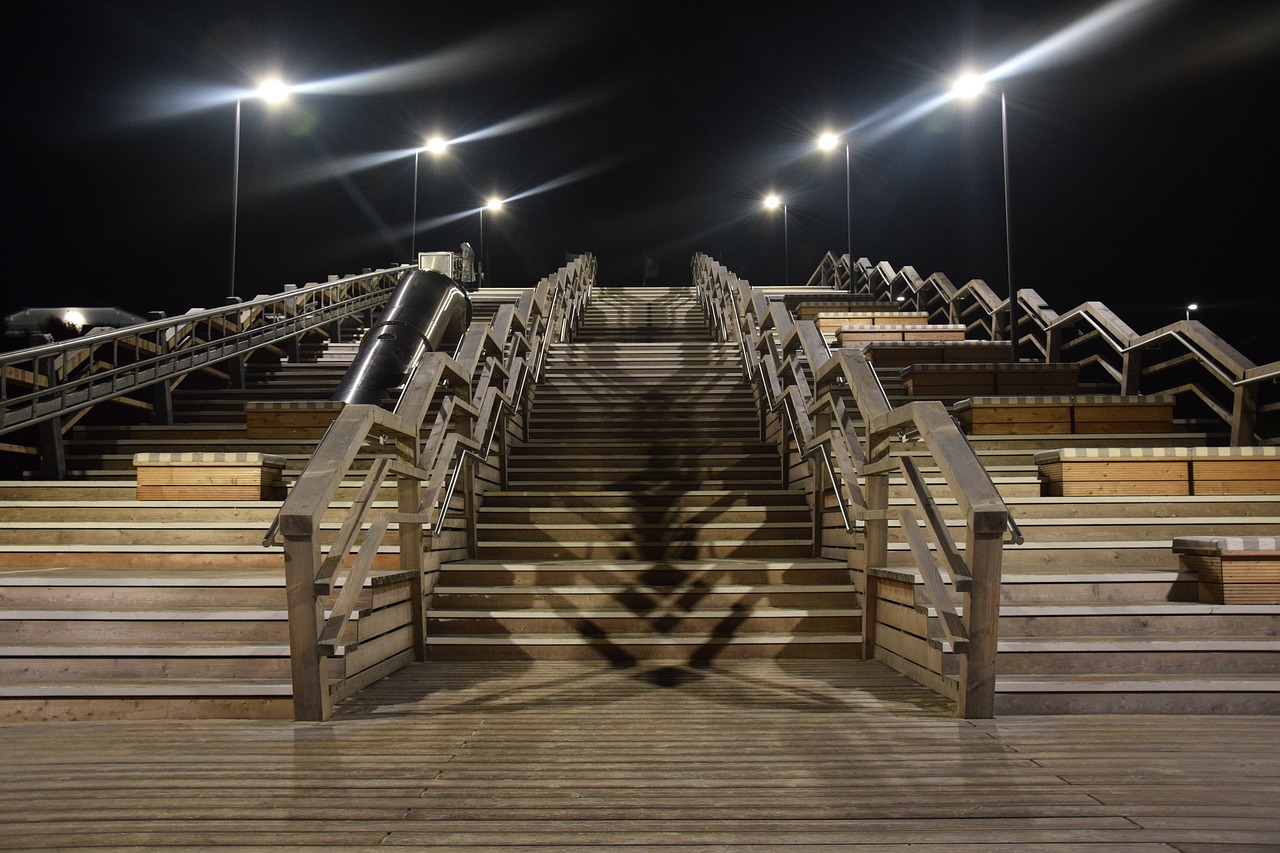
<box><xmin>426</xmin><ymin>633</ymin><xmax>862</xmax><ymax>645</ymax></box>
<box><xmin>0</xmin><ymin>679</ymin><xmax>291</xmax><ymax>696</ymax></box>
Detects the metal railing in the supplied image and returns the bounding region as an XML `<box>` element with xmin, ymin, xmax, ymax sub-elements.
<box><xmin>274</xmin><ymin>254</ymin><xmax>595</xmax><ymax>721</ymax></box>
<box><xmin>1</xmin><ymin>267</ymin><xmax>410</xmax><ymax>470</ymax></box>
<box><xmin>695</xmin><ymin>253</ymin><xmax>1010</xmax><ymax>718</ymax></box>
<box><xmin>810</xmin><ymin>251</ymin><xmax>1278</xmax><ymax>444</ymax></box>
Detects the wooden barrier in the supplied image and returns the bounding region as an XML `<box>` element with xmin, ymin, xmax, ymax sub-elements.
<box><xmin>837</xmin><ymin>324</ymin><xmax>966</xmax><ymax>347</ymax></box>
<box><xmin>245</xmin><ymin>401</ymin><xmax>345</xmax><ymax>439</ymax></box>
<box><xmin>902</xmin><ymin>363</ymin><xmax>1080</xmax><ymax>397</ymax></box>
<box><xmin>1174</xmin><ymin>536</ymin><xmax>1280</xmax><ymax>604</ymax></box>
<box><xmin>1035</xmin><ymin>446</ymin><xmax>1280</xmax><ymax>497</ymax></box>
<box><xmin>133</xmin><ymin>452</ymin><xmax>287</xmax><ymax>500</ymax></box>
<box><xmin>953</xmin><ymin>394</ymin><xmax>1175</xmax><ymax>436</ymax></box>
<box><xmin>859</xmin><ymin>340</ymin><xmax>1014</xmax><ymax>369</ymax></box>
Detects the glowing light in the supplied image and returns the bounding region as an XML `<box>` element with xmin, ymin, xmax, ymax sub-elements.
<box><xmin>256</xmin><ymin>78</ymin><xmax>291</xmax><ymax>104</ymax></box>
<box><xmin>952</xmin><ymin>73</ymin><xmax>986</xmax><ymax>100</ymax></box>
<box><xmin>763</xmin><ymin>194</ymin><xmax>781</xmax><ymax>209</ymax></box>
<box><xmin>62</xmin><ymin>310</ymin><xmax>86</xmax><ymax>329</ymax></box>
<box><xmin>425</xmin><ymin>136</ymin><xmax>447</xmax><ymax>154</ymax></box>
<box><xmin>486</xmin><ymin>197</ymin><xmax>504</xmax><ymax>211</ymax></box>
<box><xmin>818</xmin><ymin>132</ymin><xmax>840</xmax><ymax>151</ymax></box>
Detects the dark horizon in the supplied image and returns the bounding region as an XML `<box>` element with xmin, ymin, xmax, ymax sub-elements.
<box><xmin>6</xmin><ymin>0</ymin><xmax>1277</xmax><ymax>362</ymax></box>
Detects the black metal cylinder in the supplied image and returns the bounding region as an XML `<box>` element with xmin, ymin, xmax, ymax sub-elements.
<box><xmin>331</xmin><ymin>269</ymin><xmax>471</xmax><ymax>405</ymax></box>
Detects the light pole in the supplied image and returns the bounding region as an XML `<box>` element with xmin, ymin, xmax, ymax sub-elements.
<box><xmin>1186</xmin><ymin>303</ymin><xmax>1198</xmax><ymax>322</ymax></box>
<box><xmin>818</xmin><ymin>131</ymin><xmax>852</xmax><ymax>268</ymax></box>
<box><xmin>230</xmin><ymin>77</ymin><xmax>290</xmax><ymax>299</ymax></box>
<box><xmin>764</xmin><ymin>194</ymin><xmax>789</xmax><ymax>286</ymax></box>
<box><xmin>480</xmin><ymin>196</ymin><xmax>503</xmax><ymax>288</ymax></box>
<box><xmin>953</xmin><ymin>72</ymin><xmax>1016</xmax><ymax>359</ymax></box>
<box><xmin>411</xmin><ymin>136</ymin><xmax>447</xmax><ymax>262</ymax></box>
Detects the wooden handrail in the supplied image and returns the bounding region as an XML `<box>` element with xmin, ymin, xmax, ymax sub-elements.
<box><xmin>693</xmin><ymin>252</ymin><xmax>1008</xmax><ymax>718</ymax></box>
<box><xmin>278</xmin><ymin>254</ymin><xmax>596</xmax><ymax>720</ymax></box>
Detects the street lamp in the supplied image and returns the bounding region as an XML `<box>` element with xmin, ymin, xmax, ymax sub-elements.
<box><xmin>952</xmin><ymin>72</ymin><xmax>1016</xmax><ymax>358</ymax></box>
<box><xmin>230</xmin><ymin>77</ymin><xmax>291</xmax><ymax>298</ymax></box>
<box><xmin>763</xmin><ymin>194</ymin><xmax>789</xmax><ymax>286</ymax></box>
<box><xmin>479</xmin><ymin>196</ymin><xmax>503</xmax><ymax>288</ymax></box>
<box><xmin>817</xmin><ymin>131</ymin><xmax>852</xmax><ymax>268</ymax></box>
<box><xmin>1186</xmin><ymin>303</ymin><xmax>1198</xmax><ymax>322</ymax></box>
<box><xmin>411</xmin><ymin>135</ymin><xmax>448</xmax><ymax>261</ymax></box>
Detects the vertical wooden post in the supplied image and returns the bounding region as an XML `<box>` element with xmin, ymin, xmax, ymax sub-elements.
<box><xmin>1120</xmin><ymin>346</ymin><xmax>1143</xmax><ymax>396</ymax></box>
<box><xmin>1232</xmin><ymin>384</ymin><xmax>1259</xmax><ymax>447</ymax></box>
<box><xmin>861</xmin><ymin>471</ymin><xmax>888</xmax><ymax>661</ymax></box>
<box><xmin>958</xmin><ymin>514</ymin><xmax>1004</xmax><ymax>719</ymax></box>
<box><xmin>283</xmin><ymin>534</ymin><xmax>328</xmax><ymax>721</ymax></box>
<box><xmin>398</xmin><ymin>464</ymin><xmax>427</xmax><ymax>662</ymax></box>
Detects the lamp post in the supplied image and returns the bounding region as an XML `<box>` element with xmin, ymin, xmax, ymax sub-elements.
<box><xmin>953</xmin><ymin>73</ymin><xmax>1016</xmax><ymax>359</ymax></box>
<box><xmin>480</xmin><ymin>196</ymin><xmax>503</xmax><ymax>288</ymax></box>
<box><xmin>411</xmin><ymin>136</ymin><xmax>447</xmax><ymax>262</ymax></box>
<box><xmin>230</xmin><ymin>77</ymin><xmax>290</xmax><ymax>299</ymax></box>
<box><xmin>1186</xmin><ymin>303</ymin><xmax>1198</xmax><ymax>322</ymax></box>
<box><xmin>817</xmin><ymin>131</ymin><xmax>852</xmax><ymax>267</ymax></box>
<box><xmin>764</xmin><ymin>194</ymin><xmax>789</xmax><ymax>286</ymax></box>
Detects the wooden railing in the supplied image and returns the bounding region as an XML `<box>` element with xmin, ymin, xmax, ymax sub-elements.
<box><xmin>1</xmin><ymin>266</ymin><xmax>409</xmax><ymax>475</ymax></box>
<box><xmin>809</xmin><ymin>252</ymin><xmax>1278</xmax><ymax>444</ymax></box>
<box><xmin>275</xmin><ymin>255</ymin><xmax>595</xmax><ymax>720</ymax></box>
<box><xmin>695</xmin><ymin>253</ymin><xmax>1009</xmax><ymax>718</ymax></box>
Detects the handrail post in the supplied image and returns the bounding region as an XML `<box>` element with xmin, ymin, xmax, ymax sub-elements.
<box><xmin>399</xmin><ymin>438</ymin><xmax>427</xmax><ymax>660</ymax></box>
<box><xmin>958</xmin><ymin>512</ymin><xmax>1004</xmax><ymax>718</ymax></box>
<box><xmin>861</xmin><ymin>470</ymin><xmax>888</xmax><ymax>661</ymax></box>
<box><xmin>1232</xmin><ymin>383</ymin><xmax>1259</xmax><ymax>447</ymax></box>
<box><xmin>283</xmin><ymin>534</ymin><xmax>327</xmax><ymax>721</ymax></box>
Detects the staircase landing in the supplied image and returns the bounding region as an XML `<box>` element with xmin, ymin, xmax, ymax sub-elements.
<box><xmin>2</xmin><ymin>659</ymin><xmax>1277</xmax><ymax>848</ymax></box>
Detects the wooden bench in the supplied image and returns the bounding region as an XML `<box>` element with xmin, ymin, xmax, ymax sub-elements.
<box><xmin>1173</xmin><ymin>536</ymin><xmax>1280</xmax><ymax>604</ymax></box>
<box><xmin>787</xmin><ymin>297</ymin><xmax>900</xmax><ymax>318</ymax></box>
<box><xmin>1035</xmin><ymin>446</ymin><xmax>1280</xmax><ymax>497</ymax></box>
<box><xmin>245</xmin><ymin>401</ymin><xmax>345</xmax><ymax>439</ymax></box>
<box><xmin>859</xmin><ymin>340</ymin><xmax>1014</xmax><ymax>369</ymax></box>
<box><xmin>901</xmin><ymin>362</ymin><xmax>1080</xmax><ymax>398</ymax></box>
<box><xmin>133</xmin><ymin>452</ymin><xmax>287</xmax><ymax>500</ymax></box>
<box><xmin>815</xmin><ymin>311</ymin><xmax>930</xmax><ymax>335</ymax></box>
<box><xmin>953</xmin><ymin>395</ymin><xmax>1175</xmax><ymax>436</ymax></box>
<box><xmin>836</xmin><ymin>324</ymin><xmax>966</xmax><ymax>347</ymax></box>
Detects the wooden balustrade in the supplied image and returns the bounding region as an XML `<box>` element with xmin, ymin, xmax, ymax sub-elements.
<box><xmin>810</xmin><ymin>251</ymin><xmax>1277</xmax><ymax>445</ymax></box>
<box><xmin>277</xmin><ymin>255</ymin><xmax>596</xmax><ymax>720</ymax></box>
<box><xmin>694</xmin><ymin>253</ymin><xmax>1010</xmax><ymax>718</ymax></box>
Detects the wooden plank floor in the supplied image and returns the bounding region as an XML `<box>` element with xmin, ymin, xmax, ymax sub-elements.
<box><xmin>1</xmin><ymin>659</ymin><xmax>1277</xmax><ymax>850</ymax></box>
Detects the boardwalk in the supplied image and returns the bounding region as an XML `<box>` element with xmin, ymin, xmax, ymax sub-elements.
<box><xmin>1</xmin><ymin>660</ymin><xmax>1277</xmax><ymax>850</ymax></box>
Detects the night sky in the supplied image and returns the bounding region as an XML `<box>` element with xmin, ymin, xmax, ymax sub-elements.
<box><xmin>7</xmin><ymin>0</ymin><xmax>1278</xmax><ymax>361</ymax></box>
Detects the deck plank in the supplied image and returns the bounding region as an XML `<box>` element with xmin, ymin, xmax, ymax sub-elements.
<box><xmin>0</xmin><ymin>660</ymin><xmax>1277</xmax><ymax>849</ymax></box>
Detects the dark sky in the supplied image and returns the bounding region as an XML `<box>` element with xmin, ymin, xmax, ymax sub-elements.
<box><xmin>7</xmin><ymin>0</ymin><xmax>1279</xmax><ymax>361</ymax></box>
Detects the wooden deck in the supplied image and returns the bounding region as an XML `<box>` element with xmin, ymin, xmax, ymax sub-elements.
<box><xmin>1</xmin><ymin>660</ymin><xmax>1278</xmax><ymax>850</ymax></box>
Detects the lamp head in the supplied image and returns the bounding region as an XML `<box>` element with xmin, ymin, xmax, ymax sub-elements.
<box><xmin>763</xmin><ymin>194</ymin><xmax>781</xmax><ymax>210</ymax></box>
<box><xmin>952</xmin><ymin>73</ymin><xmax>985</xmax><ymax>100</ymax></box>
<box><xmin>425</xmin><ymin>136</ymin><xmax>447</xmax><ymax>155</ymax></box>
<box><xmin>818</xmin><ymin>132</ymin><xmax>839</xmax><ymax>151</ymax></box>
<box><xmin>256</xmin><ymin>78</ymin><xmax>291</xmax><ymax>104</ymax></box>
<box><xmin>486</xmin><ymin>197</ymin><xmax>504</xmax><ymax>211</ymax></box>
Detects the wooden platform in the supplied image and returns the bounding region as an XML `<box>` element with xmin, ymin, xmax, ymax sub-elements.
<box><xmin>1</xmin><ymin>660</ymin><xmax>1277</xmax><ymax>850</ymax></box>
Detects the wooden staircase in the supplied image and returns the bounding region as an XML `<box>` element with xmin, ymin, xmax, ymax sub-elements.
<box><xmin>857</xmin><ymin>330</ymin><xmax>1280</xmax><ymax>714</ymax></box>
<box><xmin>427</xmin><ymin>287</ymin><xmax>862</xmax><ymax>663</ymax></box>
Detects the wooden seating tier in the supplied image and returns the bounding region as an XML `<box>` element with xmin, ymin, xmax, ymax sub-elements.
<box><xmin>245</xmin><ymin>400</ymin><xmax>345</xmax><ymax>439</ymax></box>
<box><xmin>953</xmin><ymin>394</ymin><xmax>1175</xmax><ymax>435</ymax></box>
<box><xmin>858</xmin><ymin>340</ymin><xmax>1013</xmax><ymax>368</ymax></box>
<box><xmin>901</xmin><ymin>362</ymin><xmax>1080</xmax><ymax>397</ymax></box>
<box><xmin>1035</xmin><ymin>446</ymin><xmax>1280</xmax><ymax>497</ymax></box>
<box><xmin>133</xmin><ymin>452</ymin><xmax>287</xmax><ymax>500</ymax></box>
<box><xmin>1174</xmin><ymin>536</ymin><xmax>1280</xmax><ymax>604</ymax></box>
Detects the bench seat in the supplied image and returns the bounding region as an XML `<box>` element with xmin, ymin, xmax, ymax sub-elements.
<box><xmin>1174</xmin><ymin>536</ymin><xmax>1280</xmax><ymax>604</ymax></box>
<box><xmin>133</xmin><ymin>452</ymin><xmax>287</xmax><ymax>501</ymax></box>
<box><xmin>954</xmin><ymin>394</ymin><xmax>1175</xmax><ymax>435</ymax></box>
<box><xmin>1035</xmin><ymin>446</ymin><xmax>1280</xmax><ymax>497</ymax></box>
